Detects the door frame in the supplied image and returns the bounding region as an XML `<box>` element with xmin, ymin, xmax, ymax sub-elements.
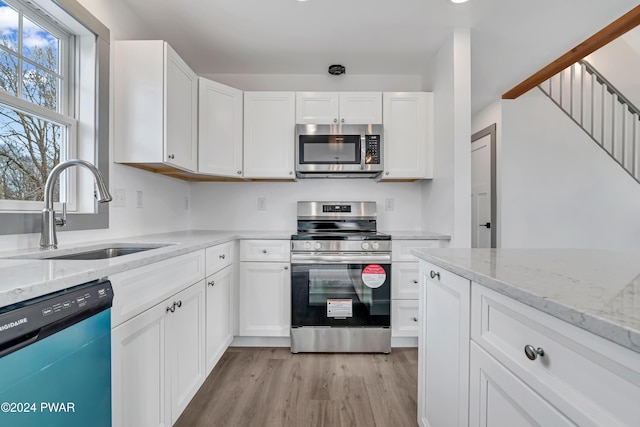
<box><xmin>471</xmin><ymin>123</ymin><xmax>497</xmax><ymax>248</ymax></box>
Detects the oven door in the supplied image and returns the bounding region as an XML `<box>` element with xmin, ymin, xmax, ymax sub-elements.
<box><xmin>291</xmin><ymin>259</ymin><xmax>390</xmax><ymax>327</ymax></box>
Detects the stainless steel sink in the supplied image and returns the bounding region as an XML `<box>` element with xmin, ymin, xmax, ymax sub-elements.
<box><xmin>13</xmin><ymin>243</ymin><xmax>173</xmax><ymax>260</ymax></box>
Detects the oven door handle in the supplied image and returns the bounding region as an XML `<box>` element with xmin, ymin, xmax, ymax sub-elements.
<box><xmin>291</xmin><ymin>253</ymin><xmax>391</xmax><ymax>264</ymax></box>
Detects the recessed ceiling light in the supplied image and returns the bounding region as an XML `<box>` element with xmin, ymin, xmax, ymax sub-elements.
<box><xmin>450</xmin><ymin>0</ymin><xmax>469</xmax><ymax>3</ymax></box>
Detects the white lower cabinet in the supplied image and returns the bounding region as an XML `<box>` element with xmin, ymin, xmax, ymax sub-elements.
<box><xmin>418</xmin><ymin>260</ymin><xmax>471</xmax><ymax>427</ymax></box>
<box><xmin>418</xmin><ymin>261</ymin><xmax>640</xmax><ymax>427</ymax></box>
<box><xmin>239</xmin><ymin>240</ymin><xmax>291</xmax><ymax>337</ymax></box>
<box><xmin>469</xmin><ymin>341</ymin><xmax>574</xmax><ymax>427</ymax></box>
<box><xmin>205</xmin><ymin>265</ymin><xmax>233</xmax><ymax>373</ymax></box>
<box><xmin>112</xmin><ymin>281</ymin><xmax>206</xmax><ymax>426</ymax></box>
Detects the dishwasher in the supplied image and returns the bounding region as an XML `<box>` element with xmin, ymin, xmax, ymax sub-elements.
<box><xmin>0</xmin><ymin>279</ymin><xmax>113</xmax><ymax>427</ymax></box>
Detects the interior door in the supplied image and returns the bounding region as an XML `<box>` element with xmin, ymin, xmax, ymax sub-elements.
<box><xmin>471</xmin><ymin>124</ymin><xmax>496</xmax><ymax>248</ymax></box>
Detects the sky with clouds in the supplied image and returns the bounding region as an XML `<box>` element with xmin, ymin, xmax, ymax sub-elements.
<box><xmin>0</xmin><ymin>1</ymin><xmax>58</xmax><ymax>54</ymax></box>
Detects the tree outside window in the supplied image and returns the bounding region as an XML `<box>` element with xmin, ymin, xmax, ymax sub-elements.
<box><xmin>0</xmin><ymin>0</ymin><xmax>66</xmax><ymax>203</ymax></box>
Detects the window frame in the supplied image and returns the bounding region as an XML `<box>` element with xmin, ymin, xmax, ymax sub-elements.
<box><xmin>0</xmin><ymin>0</ymin><xmax>109</xmax><ymax>236</ymax></box>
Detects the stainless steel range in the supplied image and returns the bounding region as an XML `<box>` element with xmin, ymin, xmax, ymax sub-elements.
<box><xmin>290</xmin><ymin>201</ymin><xmax>391</xmax><ymax>353</ymax></box>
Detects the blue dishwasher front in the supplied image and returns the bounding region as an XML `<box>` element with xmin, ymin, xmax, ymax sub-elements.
<box><xmin>0</xmin><ymin>279</ymin><xmax>113</xmax><ymax>427</ymax></box>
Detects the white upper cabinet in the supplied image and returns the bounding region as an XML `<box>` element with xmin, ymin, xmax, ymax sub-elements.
<box><xmin>296</xmin><ymin>92</ymin><xmax>382</xmax><ymax>124</ymax></box>
<box><xmin>198</xmin><ymin>78</ymin><xmax>244</xmax><ymax>177</ymax></box>
<box><xmin>243</xmin><ymin>91</ymin><xmax>296</xmax><ymax>179</ymax></box>
<box><xmin>380</xmin><ymin>92</ymin><xmax>433</xmax><ymax>181</ymax></box>
<box><xmin>114</xmin><ymin>40</ymin><xmax>198</xmax><ymax>172</ymax></box>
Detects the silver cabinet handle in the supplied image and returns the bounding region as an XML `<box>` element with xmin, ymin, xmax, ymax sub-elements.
<box><xmin>168</xmin><ymin>154</ymin><xmax>175</xmax><ymax>159</ymax></box>
<box><xmin>334</xmin><ymin>118</ymin><xmax>338</xmax><ymax>123</ymax></box>
<box><xmin>166</xmin><ymin>305</ymin><xmax>175</xmax><ymax>313</ymax></box>
<box><xmin>385</xmin><ymin>171</ymin><xmax>390</xmax><ymax>175</ymax></box>
<box><xmin>176</xmin><ymin>300</ymin><xmax>182</xmax><ymax>308</ymax></box>
<box><xmin>208</xmin><ymin>280</ymin><xmax>215</xmax><ymax>287</ymax></box>
<box><xmin>341</xmin><ymin>118</ymin><xmax>345</xmax><ymax>123</ymax></box>
<box><xmin>430</xmin><ymin>270</ymin><xmax>440</xmax><ymax>280</ymax></box>
<box><xmin>237</xmin><ymin>170</ymin><xmax>242</xmax><ymax>175</ymax></box>
<box><xmin>219</xmin><ymin>254</ymin><xmax>225</xmax><ymax>259</ymax></box>
<box><xmin>524</xmin><ymin>345</ymin><xmax>544</xmax><ymax>360</ymax></box>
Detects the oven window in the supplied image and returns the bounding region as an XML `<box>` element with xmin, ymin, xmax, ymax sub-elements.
<box><xmin>308</xmin><ymin>267</ymin><xmax>372</xmax><ymax>307</ymax></box>
<box><xmin>299</xmin><ymin>135</ymin><xmax>361</xmax><ymax>164</ymax></box>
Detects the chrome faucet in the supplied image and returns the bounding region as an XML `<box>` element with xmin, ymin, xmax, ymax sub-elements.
<box><xmin>40</xmin><ymin>159</ymin><xmax>112</xmax><ymax>250</ymax></box>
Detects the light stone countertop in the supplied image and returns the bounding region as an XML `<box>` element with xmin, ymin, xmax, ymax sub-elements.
<box><xmin>0</xmin><ymin>230</ymin><xmax>294</xmax><ymax>309</ymax></box>
<box><xmin>412</xmin><ymin>248</ymin><xmax>640</xmax><ymax>353</ymax></box>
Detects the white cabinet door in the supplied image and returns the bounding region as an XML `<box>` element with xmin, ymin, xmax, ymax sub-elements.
<box><xmin>112</xmin><ymin>300</ymin><xmax>170</xmax><ymax>427</ymax></box>
<box><xmin>239</xmin><ymin>262</ymin><xmax>291</xmax><ymax>336</ymax></box>
<box><xmin>418</xmin><ymin>260</ymin><xmax>470</xmax><ymax>427</ymax></box>
<box><xmin>381</xmin><ymin>92</ymin><xmax>433</xmax><ymax>180</ymax></box>
<box><xmin>205</xmin><ymin>265</ymin><xmax>233</xmax><ymax>374</ymax></box>
<box><xmin>296</xmin><ymin>92</ymin><xmax>339</xmax><ymax>124</ymax></box>
<box><xmin>243</xmin><ymin>92</ymin><xmax>295</xmax><ymax>179</ymax></box>
<box><xmin>114</xmin><ymin>40</ymin><xmax>197</xmax><ymax>173</ymax></box>
<box><xmin>165</xmin><ymin>44</ymin><xmax>198</xmax><ymax>171</ymax></box>
<box><xmin>469</xmin><ymin>342</ymin><xmax>574</xmax><ymax>427</ymax></box>
<box><xmin>339</xmin><ymin>92</ymin><xmax>382</xmax><ymax>124</ymax></box>
<box><xmin>391</xmin><ymin>299</ymin><xmax>419</xmax><ymax>337</ymax></box>
<box><xmin>198</xmin><ymin>78</ymin><xmax>243</xmax><ymax>177</ymax></box>
<box><xmin>167</xmin><ymin>281</ymin><xmax>206</xmax><ymax>424</ymax></box>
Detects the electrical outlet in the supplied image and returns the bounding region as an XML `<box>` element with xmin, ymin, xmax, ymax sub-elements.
<box><xmin>136</xmin><ymin>190</ymin><xmax>143</xmax><ymax>208</ymax></box>
<box><xmin>385</xmin><ymin>198</ymin><xmax>394</xmax><ymax>211</ymax></box>
<box><xmin>257</xmin><ymin>197</ymin><xmax>266</xmax><ymax>210</ymax></box>
<box><xmin>111</xmin><ymin>188</ymin><xmax>126</xmax><ymax>207</ymax></box>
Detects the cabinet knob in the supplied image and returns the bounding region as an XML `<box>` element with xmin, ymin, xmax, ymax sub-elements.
<box><xmin>166</xmin><ymin>305</ymin><xmax>175</xmax><ymax>313</ymax></box>
<box><xmin>334</xmin><ymin>118</ymin><xmax>338</xmax><ymax>123</ymax></box>
<box><xmin>341</xmin><ymin>118</ymin><xmax>345</xmax><ymax>123</ymax></box>
<box><xmin>168</xmin><ymin>154</ymin><xmax>175</xmax><ymax>159</ymax></box>
<box><xmin>385</xmin><ymin>171</ymin><xmax>390</xmax><ymax>175</ymax></box>
<box><xmin>262</xmin><ymin>249</ymin><xmax>267</xmax><ymax>254</ymax></box>
<box><xmin>524</xmin><ymin>345</ymin><xmax>545</xmax><ymax>361</ymax></box>
<box><xmin>289</xmin><ymin>171</ymin><xmax>293</xmax><ymax>175</ymax></box>
<box><xmin>237</xmin><ymin>170</ymin><xmax>242</xmax><ymax>175</ymax></box>
<box><xmin>284</xmin><ymin>266</ymin><xmax>289</xmax><ymax>270</ymax></box>
<box><xmin>412</xmin><ymin>279</ymin><xmax>418</xmax><ymax>284</ymax></box>
<box><xmin>208</xmin><ymin>280</ymin><xmax>215</xmax><ymax>287</ymax></box>
<box><xmin>219</xmin><ymin>254</ymin><xmax>225</xmax><ymax>259</ymax></box>
<box><xmin>412</xmin><ymin>317</ymin><xmax>418</xmax><ymax>322</ymax></box>
<box><xmin>430</xmin><ymin>270</ymin><xmax>440</xmax><ymax>280</ymax></box>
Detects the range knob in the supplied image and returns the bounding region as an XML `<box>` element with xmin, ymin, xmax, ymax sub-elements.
<box><xmin>314</xmin><ymin>242</ymin><xmax>323</xmax><ymax>250</ymax></box>
<box><xmin>303</xmin><ymin>242</ymin><xmax>312</xmax><ymax>250</ymax></box>
<box><xmin>361</xmin><ymin>242</ymin><xmax>370</xmax><ymax>250</ymax></box>
<box><xmin>371</xmin><ymin>242</ymin><xmax>380</xmax><ymax>250</ymax></box>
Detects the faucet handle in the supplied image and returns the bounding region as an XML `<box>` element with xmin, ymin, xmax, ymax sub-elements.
<box><xmin>55</xmin><ymin>202</ymin><xmax>67</xmax><ymax>227</ymax></box>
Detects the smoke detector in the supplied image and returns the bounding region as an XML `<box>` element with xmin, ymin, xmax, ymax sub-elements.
<box><xmin>328</xmin><ymin>64</ymin><xmax>346</xmax><ymax>75</ymax></box>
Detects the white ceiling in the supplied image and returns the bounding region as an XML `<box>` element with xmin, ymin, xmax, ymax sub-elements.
<box><xmin>120</xmin><ymin>0</ymin><xmax>639</xmax><ymax>114</ymax></box>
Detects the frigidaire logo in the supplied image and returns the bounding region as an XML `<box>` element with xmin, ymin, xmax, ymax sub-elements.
<box><xmin>0</xmin><ymin>317</ymin><xmax>28</xmax><ymax>332</ymax></box>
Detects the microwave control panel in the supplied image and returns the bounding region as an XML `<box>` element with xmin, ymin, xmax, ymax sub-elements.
<box><xmin>365</xmin><ymin>135</ymin><xmax>381</xmax><ymax>165</ymax></box>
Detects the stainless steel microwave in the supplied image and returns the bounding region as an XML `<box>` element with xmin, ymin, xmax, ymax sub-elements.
<box><xmin>295</xmin><ymin>124</ymin><xmax>383</xmax><ymax>178</ymax></box>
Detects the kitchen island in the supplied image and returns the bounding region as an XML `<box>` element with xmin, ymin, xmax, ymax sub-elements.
<box><xmin>412</xmin><ymin>248</ymin><xmax>640</xmax><ymax>427</ymax></box>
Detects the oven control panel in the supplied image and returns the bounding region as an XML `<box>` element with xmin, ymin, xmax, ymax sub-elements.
<box><xmin>291</xmin><ymin>240</ymin><xmax>391</xmax><ymax>253</ymax></box>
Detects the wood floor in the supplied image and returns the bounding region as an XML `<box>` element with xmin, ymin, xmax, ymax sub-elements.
<box><xmin>175</xmin><ymin>347</ymin><xmax>419</xmax><ymax>427</ymax></box>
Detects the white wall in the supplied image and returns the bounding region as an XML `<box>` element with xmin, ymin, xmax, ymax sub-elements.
<box><xmin>501</xmin><ymin>89</ymin><xmax>640</xmax><ymax>253</ymax></box>
<box><xmin>0</xmin><ymin>0</ymin><xmax>193</xmax><ymax>252</ymax></box>
<box><xmin>472</xmin><ymin>100</ymin><xmax>503</xmax><ymax>247</ymax></box>
<box><xmin>420</xmin><ymin>29</ymin><xmax>472</xmax><ymax>247</ymax></box>
<box><xmin>190</xmin><ymin>180</ymin><xmax>424</xmax><ymax>232</ymax></box>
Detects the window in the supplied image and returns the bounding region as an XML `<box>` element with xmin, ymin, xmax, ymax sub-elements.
<box><xmin>0</xmin><ymin>0</ymin><xmax>109</xmax><ymax>235</ymax></box>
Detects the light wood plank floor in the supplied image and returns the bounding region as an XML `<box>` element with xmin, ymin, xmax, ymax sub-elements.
<box><xmin>175</xmin><ymin>347</ymin><xmax>418</xmax><ymax>427</ymax></box>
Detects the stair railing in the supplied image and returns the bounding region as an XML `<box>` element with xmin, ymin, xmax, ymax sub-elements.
<box><xmin>538</xmin><ymin>59</ymin><xmax>640</xmax><ymax>183</ymax></box>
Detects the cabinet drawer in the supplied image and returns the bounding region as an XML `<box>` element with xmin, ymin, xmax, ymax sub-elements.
<box><xmin>391</xmin><ymin>262</ymin><xmax>419</xmax><ymax>300</ymax></box>
<box><xmin>391</xmin><ymin>299</ymin><xmax>419</xmax><ymax>337</ymax></box>
<box><xmin>240</xmin><ymin>239</ymin><xmax>290</xmax><ymax>262</ymax></box>
<box><xmin>392</xmin><ymin>239</ymin><xmax>443</xmax><ymax>261</ymax></box>
<box><xmin>471</xmin><ymin>284</ymin><xmax>640</xmax><ymax>427</ymax></box>
<box><xmin>110</xmin><ymin>250</ymin><xmax>206</xmax><ymax>328</ymax></box>
<box><xmin>205</xmin><ymin>241</ymin><xmax>234</xmax><ymax>276</ymax></box>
